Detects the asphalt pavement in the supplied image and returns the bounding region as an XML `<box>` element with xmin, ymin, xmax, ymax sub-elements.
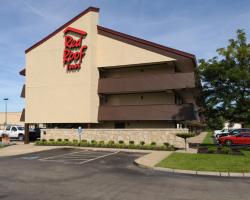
<box><xmin>0</xmin><ymin>148</ymin><xmax>249</xmax><ymax>200</ymax></box>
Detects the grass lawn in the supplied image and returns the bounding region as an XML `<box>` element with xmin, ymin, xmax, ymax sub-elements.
<box><xmin>157</xmin><ymin>151</ymin><xmax>250</xmax><ymax>172</ymax></box>
<box><xmin>202</xmin><ymin>132</ymin><xmax>214</xmax><ymax>145</ymax></box>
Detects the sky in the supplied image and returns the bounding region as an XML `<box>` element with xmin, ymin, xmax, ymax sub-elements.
<box><xmin>0</xmin><ymin>0</ymin><xmax>250</xmax><ymax>112</ymax></box>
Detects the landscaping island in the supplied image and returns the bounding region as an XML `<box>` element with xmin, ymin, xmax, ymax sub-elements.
<box><xmin>157</xmin><ymin>131</ymin><xmax>250</xmax><ymax>174</ymax></box>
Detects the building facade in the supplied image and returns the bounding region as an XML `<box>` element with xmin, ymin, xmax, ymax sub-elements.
<box><xmin>0</xmin><ymin>112</ymin><xmax>24</xmax><ymax>130</ymax></box>
<box><xmin>19</xmin><ymin>7</ymin><xmax>201</xmax><ymax>142</ymax></box>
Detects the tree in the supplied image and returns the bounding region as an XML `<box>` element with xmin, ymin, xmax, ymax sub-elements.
<box><xmin>199</xmin><ymin>29</ymin><xmax>250</xmax><ymax>129</ymax></box>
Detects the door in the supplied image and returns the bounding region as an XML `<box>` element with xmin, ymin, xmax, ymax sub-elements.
<box><xmin>10</xmin><ymin>126</ymin><xmax>18</xmax><ymax>138</ymax></box>
<box><xmin>5</xmin><ymin>125</ymin><xmax>11</xmax><ymax>135</ymax></box>
<box><xmin>115</xmin><ymin>122</ymin><xmax>125</xmax><ymax>129</ymax></box>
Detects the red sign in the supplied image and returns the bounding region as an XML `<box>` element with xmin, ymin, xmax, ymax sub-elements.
<box><xmin>63</xmin><ymin>27</ymin><xmax>87</xmax><ymax>71</ymax></box>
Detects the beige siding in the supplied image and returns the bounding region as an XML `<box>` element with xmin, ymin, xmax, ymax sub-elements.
<box><xmin>0</xmin><ymin>112</ymin><xmax>24</xmax><ymax>129</ymax></box>
<box><xmin>25</xmin><ymin>12</ymin><xmax>99</xmax><ymax>123</ymax></box>
<box><xmin>97</xmin><ymin>34</ymin><xmax>175</xmax><ymax>68</ymax></box>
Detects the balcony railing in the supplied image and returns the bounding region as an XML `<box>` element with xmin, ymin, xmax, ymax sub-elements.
<box><xmin>98</xmin><ymin>72</ymin><xmax>195</xmax><ymax>94</ymax></box>
<box><xmin>98</xmin><ymin>104</ymin><xmax>197</xmax><ymax>121</ymax></box>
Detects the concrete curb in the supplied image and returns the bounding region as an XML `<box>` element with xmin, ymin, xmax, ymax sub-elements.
<box><xmin>134</xmin><ymin>152</ymin><xmax>250</xmax><ymax>178</ymax></box>
<box><xmin>0</xmin><ymin>144</ymin><xmax>156</xmax><ymax>157</ymax></box>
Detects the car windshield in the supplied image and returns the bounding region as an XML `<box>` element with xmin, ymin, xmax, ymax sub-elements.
<box><xmin>17</xmin><ymin>127</ymin><xmax>24</xmax><ymax>130</ymax></box>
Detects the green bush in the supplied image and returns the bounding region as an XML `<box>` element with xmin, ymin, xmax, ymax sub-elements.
<box><xmin>98</xmin><ymin>141</ymin><xmax>105</xmax><ymax>147</ymax></box>
<box><xmin>129</xmin><ymin>141</ymin><xmax>134</xmax><ymax>145</ymax></box>
<box><xmin>64</xmin><ymin>139</ymin><xmax>69</xmax><ymax>142</ymax></box>
<box><xmin>49</xmin><ymin>139</ymin><xmax>55</xmax><ymax>142</ymax></box>
<box><xmin>151</xmin><ymin>142</ymin><xmax>156</xmax><ymax>146</ymax></box>
<box><xmin>221</xmin><ymin>146</ymin><xmax>232</xmax><ymax>154</ymax></box>
<box><xmin>207</xmin><ymin>146</ymin><xmax>217</xmax><ymax>154</ymax></box>
<box><xmin>57</xmin><ymin>139</ymin><xmax>62</xmax><ymax>142</ymax></box>
<box><xmin>35</xmin><ymin>139</ymin><xmax>177</xmax><ymax>151</ymax></box>
<box><xmin>118</xmin><ymin>140</ymin><xmax>124</xmax><ymax>144</ymax></box>
<box><xmin>163</xmin><ymin>142</ymin><xmax>170</xmax><ymax>147</ymax></box>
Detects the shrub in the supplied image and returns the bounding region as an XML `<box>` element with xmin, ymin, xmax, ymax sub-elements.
<box><xmin>91</xmin><ymin>140</ymin><xmax>97</xmax><ymax>144</ymax></box>
<box><xmin>163</xmin><ymin>142</ymin><xmax>170</xmax><ymax>147</ymax></box>
<box><xmin>98</xmin><ymin>141</ymin><xmax>105</xmax><ymax>147</ymax></box>
<box><xmin>35</xmin><ymin>138</ymin><xmax>177</xmax><ymax>151</ymax></box>
<box><xmin>57</xmin><ymin>139</ymin><xmax>62</xmax><ymax>142</ymax></box>
<box><xmin>108</xmin><ymin>140</ymin><xmax>115</xmax><ymax>144</ymax></box>
<box><xmin>207</xmin><ymin>146</ymin><xmax>217</xmax><ymax>154</ymax></box>
<box><xmin>42</xmin><ymin>139</ymin><xmax>47</xmax><ymax>142</ymax></box>
<box><xmin>129</xmin><ymin>141</ymin><xmax>134</xmax><ymax>145</ymax></box>
<box><xmin>64</xmin><ymin>139</ymin><xmax>69</xmax><ymax>142</ymax></box>
<box><xmin>107</xmin><ymin>141</ymin><xmax>115</xmax><ymax>147</ymax></box>
<box><xmin>221</xmin><ymin>146</ymin><xmax>232</xmax><ymax>154</ymax></box>
<box><xmin>49</xmin><ymin>139</ymin><xmax>55</xmax><ymax>142</ymax></box>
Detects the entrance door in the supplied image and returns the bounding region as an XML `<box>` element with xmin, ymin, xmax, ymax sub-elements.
<box><xmin>115</xmin><ymin>122</ymin><xmax>125</xmax><ymax>129</ymax></box>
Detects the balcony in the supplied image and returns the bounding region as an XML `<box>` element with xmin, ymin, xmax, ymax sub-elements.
<box><xmin>98</xmin><ymin>72</ymin><xmax>195</xmax><ymax>94</ymax></box>
<box><xmin>20</xmin><ymin>84</ymin><xmax>25</xmax><ymax>98</ymax></box>
<box><xmin>98</xmin><ymin>104</ymin><xmax>197</xmax><ymax>121</ymax></box>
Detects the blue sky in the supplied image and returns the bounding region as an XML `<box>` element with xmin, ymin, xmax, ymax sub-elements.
<box><xmin>0</xmin><ymin>0</ymin><xmax>250</xmax><ymax>112</ymax></box>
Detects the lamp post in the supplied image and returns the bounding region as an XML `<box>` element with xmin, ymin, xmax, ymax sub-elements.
<box><xmin>3</xmin><ymin>98</ymin><xmax>9</xmax><ymax>128</ymax></box>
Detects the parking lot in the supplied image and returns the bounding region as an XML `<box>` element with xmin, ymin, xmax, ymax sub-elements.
<box><xmin>0</xmin><ymin>148</ymin><xmax>250</xmax><ymax>200</ymax></box>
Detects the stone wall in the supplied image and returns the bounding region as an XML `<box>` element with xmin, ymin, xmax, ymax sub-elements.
<box><xmin>41</xmin><ymin>128</ymin><xmax>188</xmax><ymax>149</ymax></box>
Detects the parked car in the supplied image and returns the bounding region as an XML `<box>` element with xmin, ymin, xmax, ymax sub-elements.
<box><xmin>218</xmin><ymin>128</ymin><xmax>250</xmax><ymax>145</ymax></box>
<box><xmin>1</xmin><ymin>125</ymin><xmax>25</xmax><ymax>141</ymax></box>
<box><xmin>29</xmin><ymin>127</ymin><xmax>41</xmax><ymax>141</ymax></box>
<box><xmin>213</xmin><ymin>129</ymin><xmax>230</xmax><ymax>138</ymax></box>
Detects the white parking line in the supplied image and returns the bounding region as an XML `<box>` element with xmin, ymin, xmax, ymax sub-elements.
<box><xmin>79</xmin><ymin>151</ymin><xmax>119</xmax><ymax>164</ymax></box>
<box><xmin>39</xmin><ymin>151</ymin><xmax>87</xmax><ymax>161</ymax></box>
<box><xmin>38</xmin><ymin>150</ymin><xmax>119</xmax><ymax>165</ymax></box>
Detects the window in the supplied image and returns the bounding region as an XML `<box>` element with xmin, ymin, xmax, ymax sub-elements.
<box><xmin>11</xmin><ymin>127</ymin><xmax>17</xmax><ymax>132</ymax></box>
<box><xmin>175</xmin><ymin>95</ymin><xmax>183</xmax><ymax>105</ymax></box>
<box><xmin>18</xmin><ymin>127</ymin><xmax>24</xmax><ymax>131</ymax></box>
<box><xmin>6</xmin><ymin>126</ymin><xmax>11</xmax><ymax>131</ymax></box>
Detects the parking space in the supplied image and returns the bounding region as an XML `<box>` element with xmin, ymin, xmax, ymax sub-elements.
<box><xmin>38</xmin><ymin>150</ymin><xmax>119</xmax><ymax>164</ymax></box>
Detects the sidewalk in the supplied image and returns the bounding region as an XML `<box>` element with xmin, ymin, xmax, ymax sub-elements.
<box><xmin>187</xmin><ymin>132</ymin><xmax>208</xmax><ymax>144</ymax></box>
<box><xmin>134</xmin><ymin>151</ymin><xmax>172</xmax><ymax>168</ymax></box>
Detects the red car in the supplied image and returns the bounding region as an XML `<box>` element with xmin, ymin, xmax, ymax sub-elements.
<box><xmin>219</xmin><ymin>133</ymin><xmax>250</xmax><ymax>146</ymax></box>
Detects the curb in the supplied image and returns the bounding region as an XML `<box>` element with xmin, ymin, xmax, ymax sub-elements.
<box><xmin>134</xmin><ymin>159</ymin><xmax>250</xmax><ymax>178</ymax></box>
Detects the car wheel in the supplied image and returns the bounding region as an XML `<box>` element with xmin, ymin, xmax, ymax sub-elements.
<box><xmin>18</xmin><ymin>134</ymin><xmax>24</xmax><ymax>141</ymax></box>
<box><xmin>225</xmin><ymin>140</ymin><xmax>232</xmax><ymax>146</ymax></box>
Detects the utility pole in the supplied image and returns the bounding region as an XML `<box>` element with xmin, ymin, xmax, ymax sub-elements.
<box><xmin>3</xmin><ymin>98</ymin><xmax>9</xmax><ymax>128</ymax></box>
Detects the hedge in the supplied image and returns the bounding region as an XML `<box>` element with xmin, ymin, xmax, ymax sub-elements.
<box><xmin>35</xmin><ymin>139</ymin><xmax>176</xmax><ymax>151</ymax></box>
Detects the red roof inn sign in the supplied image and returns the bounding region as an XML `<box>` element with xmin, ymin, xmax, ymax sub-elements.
<box><xmin>63</xmin><ymin>27</ymin><xmax>88</xmax><ymax>71</ymax></box>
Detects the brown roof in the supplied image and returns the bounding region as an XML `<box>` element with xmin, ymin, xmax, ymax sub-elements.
<box><xmin>19</xmin><ymin>68</ymin><xmax>26</xmax><ymax>76</ymax></box>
